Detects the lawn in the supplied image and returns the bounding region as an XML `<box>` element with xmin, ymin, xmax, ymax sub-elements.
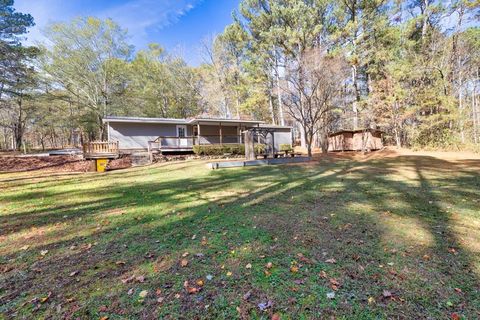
<box><xmin>1</xmin><ymin>152</ymin><xmax>479</xmax><ymax>319</ymax></box>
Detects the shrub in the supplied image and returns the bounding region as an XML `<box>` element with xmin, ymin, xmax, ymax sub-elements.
<box><xmin>279</xmin><ymin>144</ymin><xmax>293</xmax><ymax>152</ymax></box>
<box><xmin>192</xmin><ymin>143</ymin><xmax>266</xmax><ymax>156</ymax></box>
<box><xmin>193</xmin><ymin>144</ymin><xmax>243</xmax><ymax>156</ymax></box>
<box><xmin>254</xmin><ymin>143</ymin><xmax>266</xmax><ymax>154</ymax></box>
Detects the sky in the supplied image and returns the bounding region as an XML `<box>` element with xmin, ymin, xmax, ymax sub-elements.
<box><xmin>14</xmin><ymin>0</ymin><xmax>240</xmax><ymax>66</ymax></box>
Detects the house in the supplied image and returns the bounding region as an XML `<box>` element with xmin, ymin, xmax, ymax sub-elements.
<box><xmin>328</xmin><ymin>129</ymin><xmax>383</xmax><ymax>152</ymax></box>
<box><xmin>103</xmin><ymin>116</ymin><xmax>293</xmax><ymax>153</ymax></box>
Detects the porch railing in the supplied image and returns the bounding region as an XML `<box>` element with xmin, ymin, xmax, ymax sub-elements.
<box><xmin>148</xmin><ymin>135</ymin><xmax>243</xmax><ymax>150</ymax></box>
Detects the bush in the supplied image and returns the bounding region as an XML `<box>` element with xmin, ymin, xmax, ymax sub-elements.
<box><xmin>193</xmin><ymin>143</ymin><xmax>266</xmax><ymax>156</ymax></box>
<box><xmin>255</xmin><ymin>144</ymin><xmax>266</xmax><ymax>154</ymax></box>
<box><xmin>279</xmin><ymin>144</ymin><xmax>293</xmax><ymax>152</ymax></box>
<box><xmin>193</xmin><ymin>144</ymin><xmax>244</xmax><ymax>156</ymax></box>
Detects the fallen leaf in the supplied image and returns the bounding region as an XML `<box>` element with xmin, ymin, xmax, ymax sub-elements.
<box><xmin>136</xmin><ymin>275</ymin><xmax>145</xmax><ymax>283</ymax></box>
<box><xmin>21</xmin><ymin>245</ymin><xmax>30</xmax><ymax>251</ymax></box>
<box><xmin>69</xmin><ymin>271</ymin><xmax>79</xmax><ymax>277</ymax></box>
<box><xmin>329</xmin><ymin>278</ymin><xmax>340</xmax><ymax>291</ymax></box>
<box><xmin>40</xmin><ymin>292</ymin><xmax>52</xmax><ymax>303</ymax></box>
<box><xmin>325</xmin><ymin>258</ymin><xmax>336</xmax><ymax>264</ymax></box>
<box><xmin>196</xmin><ymin>279</ymin><xmax>204</xmax><ymax>286</ymax></box>
<box><xmin>243</xmin><ymin>290</ymin><xmax>252</xmax><ymax>300</ymax></box>
<box><xmin>266</xmin><ymin>262</ymin><xmax>273</xmax><ymax>269</ymax></box>
<box><xmin>186</xmin><ymin>286</ymin><xmax>199</xmax><ymax>294</ymax></box>
<box><xmin>139</xmin><ymin>290</ymin><xmax>148</xmax><ymax>298</ymax></box>
<box><xmin>115</xmin><ymin>261</ymin><xmax>126</xmax><ymax>266</ymax></box>
<box><xmin>297</xmin><ymin>253</ymin><xmax>312</xmax><ymax>264</ymax></box>
<box><xmin>191</xmin><ymin>234</ymin><xmax>197</xmax><ymax>240</ymax></box>
<box><xmin>121</xmin><ymin>275</ymin><xmax>135</xmax><ymax>284</ymax></box>
<box><xmin>182</xmin><ymin>252</ymin><xmax>189</xmax><ymax>257</ymax></box>
<box><xmin>98</xmin><ymin>305</ymin><xmax>108</xmax><ymax>312</ymax></box>
<box><xmin>368</xmin><ymin>297</ymin><xmax>375</xmax><ymax>304</ymax></box>
<box><xmin>319</xmin><ymin>271</ymin><xmax>328</xmax><ymax>279</ymax></box>
<box><xmin>454</xmin><ymin>288</ymin><xmax>463</xmax><ymax>294</ymax></box>
<box><xmin>451</xmin><ymin>313</ymin><xmax>461</xmax><ymax>320</ymax></box>
<box><xmin>272</xmin><ymin>313</ymin><xmax>281</xmax><ymax>320</ymax></box>
<box><xmin>423</xmin><ymin>254</ymin><xmax>431</xmax><ymax>260</ymax></box>
<box><xmin>290</xmin><ymin>266</ymin><xmax>299</xmax><ymax>273</ymax></box>
<box><xmin>157</xmin><ymin>297</ymin><xmax>164</xmax><ymax>303</ymax></box>
<box><xmin>226</xmin><ymin>271</ymin><xmax>233</xmax><ymax>277</ymax></box>
<box><xmin>99</xmin><ymin>317</ymin><xmax>109</xmax><ymax>320</ymax></box>
<box><xmin>246</xmin><ymin>263</ymin><xmax>252</xmax><ymax>269</ymax></box>
<box><xmin>258</xmin><ymin>300</ymin><xmax>273</xmax><ymax>311</ymax></box>
<box><xmin>201</xmin><ymin>237</ymin><xmax>208</xmax><ymax>246</ymax></box>
<box><xmin>40</xmin><ymin>250</ymin><xmax>49</xmax><ymax>256</ymax></box>
<box><xmin>180</xmin><ymin>259</ymin><xmax>188</xmax><ymax>267</ymax></box>
<box><xmin>382</xmin><ymin>290</ymin><xmax>392</xmax><ymax>298</ymax></box>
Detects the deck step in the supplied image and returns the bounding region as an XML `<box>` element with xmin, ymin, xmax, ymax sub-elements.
<box><xmin>130</xmin><ymin>152</ymin><xmax>151</xmax><ymax>166</ymax></box>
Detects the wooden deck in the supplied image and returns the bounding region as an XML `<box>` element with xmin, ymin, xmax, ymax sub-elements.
<box><xmin>83</xmin><ymin>141</ymin><xmax>119</xmax><ymax>159</ymax></box>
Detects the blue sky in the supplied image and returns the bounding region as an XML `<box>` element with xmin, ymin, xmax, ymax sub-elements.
<box><xmin>14</xmin><ymin>0</ymin><xmax>240</xmax><ymax>66</ymax></box>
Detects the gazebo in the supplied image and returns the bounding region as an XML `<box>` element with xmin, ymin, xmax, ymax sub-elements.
<box><xmin>243</xmin><ymin>127</ymin><xmax>276</xmax><ymax>160</ymax></box>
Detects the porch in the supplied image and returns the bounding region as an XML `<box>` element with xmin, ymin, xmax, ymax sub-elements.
<box><xmin>148</xmin><ymin>121</ymin><xmax>254</xmax><ymax>152</ymax></box>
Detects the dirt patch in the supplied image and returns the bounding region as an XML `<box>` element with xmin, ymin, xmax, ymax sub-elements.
<box><xmin>308</xmin><ymin>147</ymin><xmax>480</xmax><ymax>162</ymax></box>
<box><xmin>107</xmin><ymin>156</ymin><xmax>132</xmax><ymax>170</ymax></box>
<box><xmin>0</xmin><ymin>155</ymin><xmax>132</xmax><ymax>173</ymax></box>
<box><xmin>0</xmin><ymin>156</ymin><xmax>93</xmax><ymax>173</ymax></box>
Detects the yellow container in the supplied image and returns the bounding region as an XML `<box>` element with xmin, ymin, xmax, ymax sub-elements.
<box><xmin>96</xmin><ymin>159</ymin><xmax>108</xmax><ymax>172</ymax></box>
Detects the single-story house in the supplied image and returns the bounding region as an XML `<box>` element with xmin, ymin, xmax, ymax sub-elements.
<box><xmin>103</xmin><ymin>116</ymin><xmax>293</xmax><ymax>153</ymax></box>
<box><xmin>328</xmin><ymin>129</ymin><xmax>383</xmax><ymax>152</ymax></box>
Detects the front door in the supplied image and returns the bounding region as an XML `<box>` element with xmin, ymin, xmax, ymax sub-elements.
<box><xmin>176</xmin><ymin>125</ymin><xmax>188</xmax><ymax>147</ymax></box>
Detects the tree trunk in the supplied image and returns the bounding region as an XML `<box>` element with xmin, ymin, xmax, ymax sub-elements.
<box><xmin>244</xmin><ymin>130</ymin><xmax>255</xmax><ymax>160</ymax></box>
<box><xmin>473</xmin><ymin>85</ymin><xmax>478</xmax><ymax>144</ymax></box>
<box><xmin>304</xmin><ymin>126</ymin><xmax>312</xmax><ymax>157</ymax></box>
<box><xmin>319</xmin><ymin>127</ymin><xmax>329</xmax><ymax>154</ymax></box>
<box><xmin>268</xmin><ymin>89</ymin><xmax>276</xmax><ymax>125</ymax></box>
<box><xmin>274</xmin><ymin>47</ymin><xmax>285</xmax><ymax>126</ymax></box>
<box><xmin>352</xmin><ymin>65</ymin><xmax>360</xmax><ymax>129</ymax></box>
<box><xmin>421</xmin><ymin>0</ymin><xmax>430</xmax><ymax>43</ymax></box>
<box><xmin>14</xmin><ymin>99</ymin><xmax>24</xmax><ymax>151</ymax></box>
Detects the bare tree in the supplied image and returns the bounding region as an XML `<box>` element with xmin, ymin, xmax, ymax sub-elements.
<box><xmin>282</xmin><ymin>49</ymin><xmax>348</xmax><ymax>156</ymax></box>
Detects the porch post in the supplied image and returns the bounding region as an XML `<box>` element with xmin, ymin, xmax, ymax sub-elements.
<box><xmin>257</xmin><ymin>123</ymin><xmax>260</xmax><ymax>144</ymax></box>
<box><xmin>238</xmin><ymin>123</ymin><xmax>241</xmax><ymax>144</ymax></box>
<box><xmin>219</xmin><ymin>122</ymin><xmax>223</xmax><ymax>145</ymax></box>
<box><xmin>271</xmin><ymin>131</ymin><xmax>275</xmax><ymax>156</ymax></box>
<box><xmin>197</xmin><ymin>123</ymin><xmax>201</xmax><ymax>145</ymax></box>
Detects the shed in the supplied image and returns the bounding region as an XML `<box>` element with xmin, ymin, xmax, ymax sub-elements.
<box><xmin>328</xmin><ymin>129</ymin><xmax>383</xmax><ymax>152</ymax></box>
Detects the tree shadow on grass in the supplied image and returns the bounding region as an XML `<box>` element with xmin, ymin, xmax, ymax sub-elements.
<box><xmin>1</xmin><ymin>156</ymin><xmax>479</xmax><ymax>319</ymax></box>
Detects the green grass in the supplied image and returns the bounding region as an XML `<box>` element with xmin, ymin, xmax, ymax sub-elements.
<box><xmin>1</xmin><ymin>154</ymin><xmax>479</xmax><ymax>319</ymax></box>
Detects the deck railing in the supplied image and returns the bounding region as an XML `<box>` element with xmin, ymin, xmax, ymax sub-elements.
<box><xmin>149</xmin><ymin>135</ymin><xmax>242</xmax><ymax>150</ymax></box>
<box><xmin>83</xmin><ymin>141</ymin><xmax>119</xmax><ymax>158</ymax></box>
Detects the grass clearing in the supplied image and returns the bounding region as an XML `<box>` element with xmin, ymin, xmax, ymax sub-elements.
<box><xmin>1</xmin><ymin>152</ymin><xmax>479</xmax><ymax>319</ymax></box>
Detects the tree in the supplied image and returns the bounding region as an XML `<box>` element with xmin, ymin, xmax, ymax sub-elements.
<box><xmin>283</xmin><ymin>49</ymin><xmax>347</xmax><ymax>156</ymax></box>
<box><xmin>0</xmin><ymin>0</ymin><xmax>36</xmax><ymax>150</ymax></box>
<box><xmin>41</xmin><ymin>17</ymin><xmax>132</xmax><ymax>139</ymax></box>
